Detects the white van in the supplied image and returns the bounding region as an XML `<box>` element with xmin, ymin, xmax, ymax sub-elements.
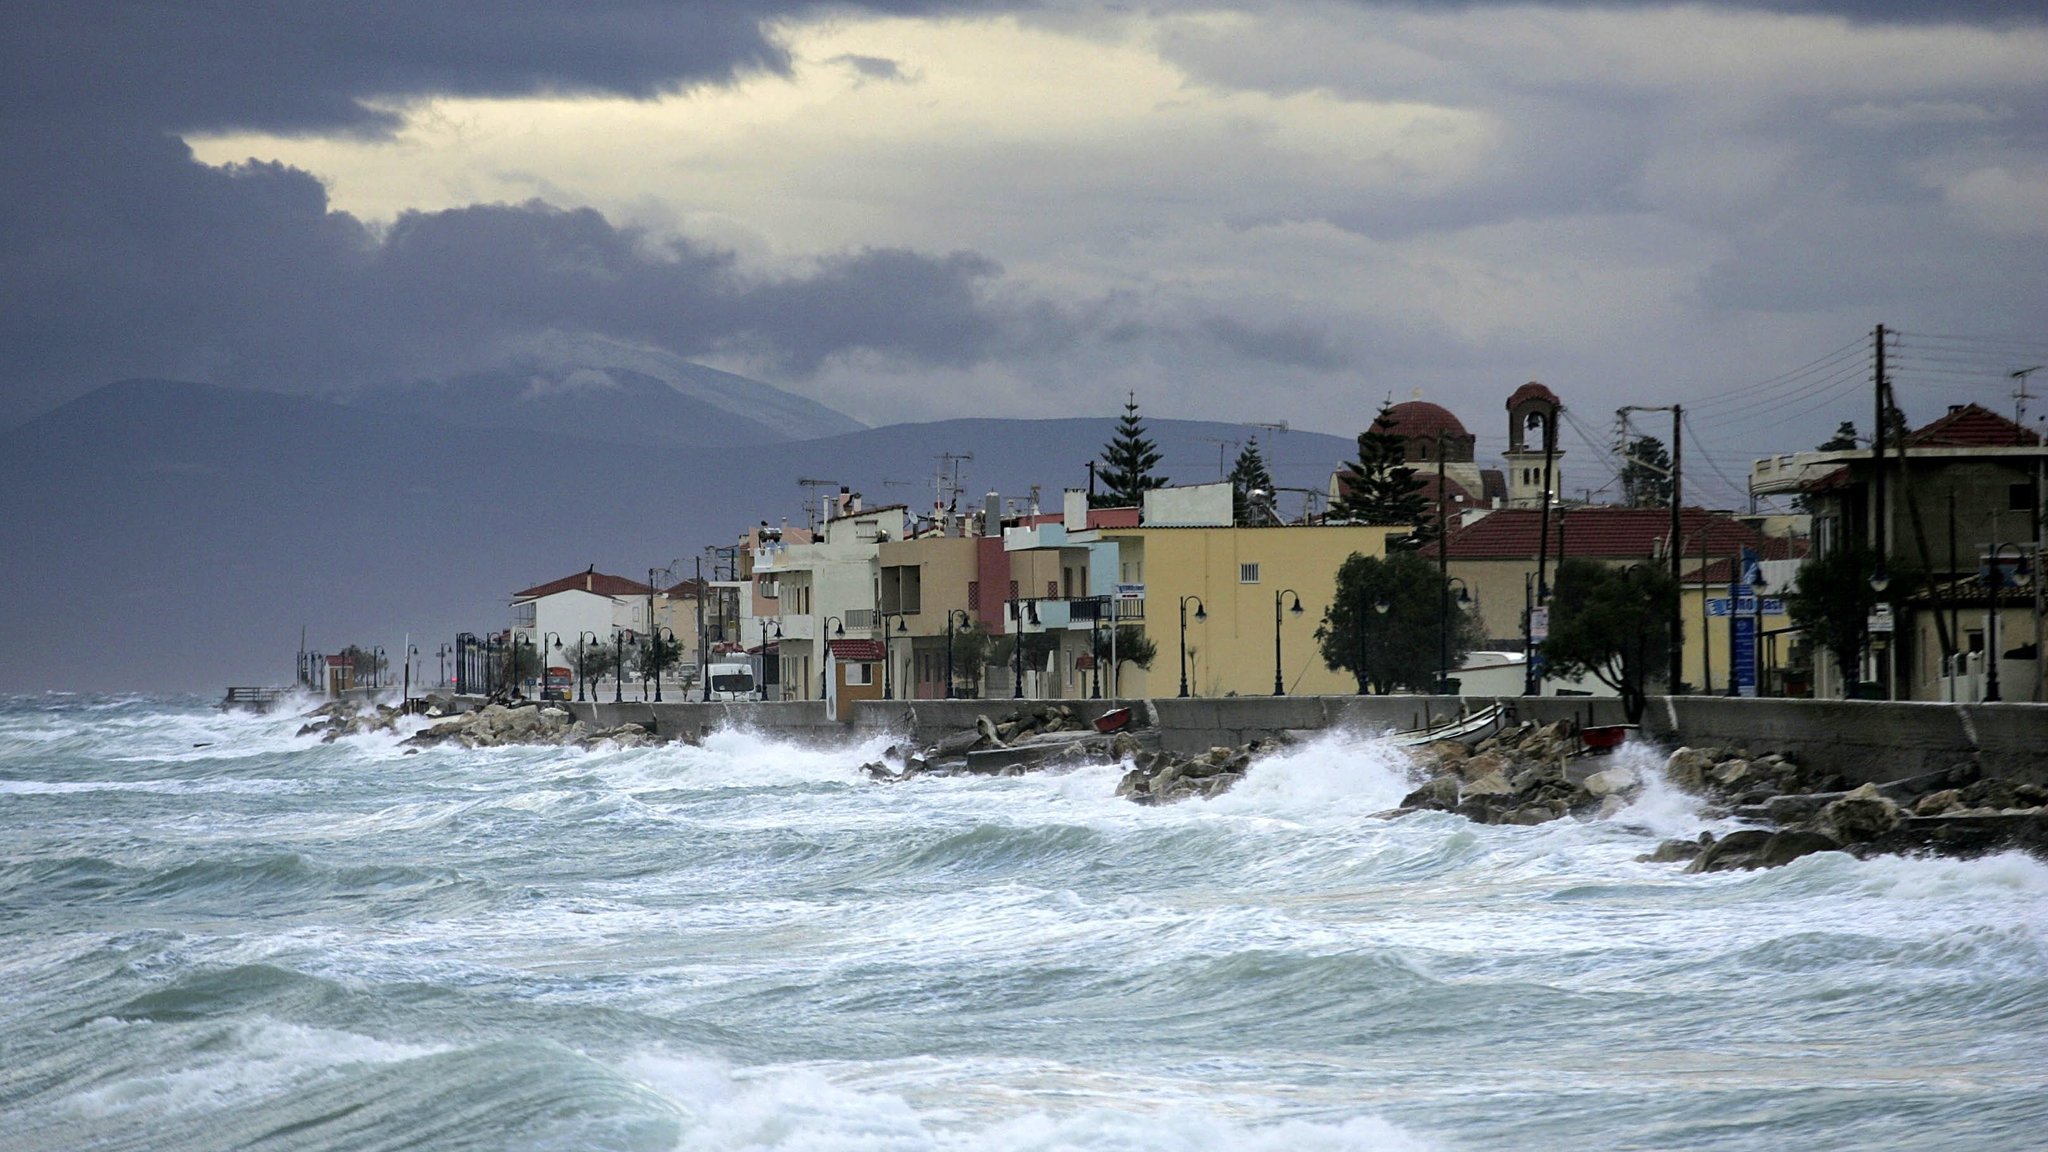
<box><xmin>706</xmin><ymin>660</ymin><xmax>757</xmax><ymax>701</ymax></box>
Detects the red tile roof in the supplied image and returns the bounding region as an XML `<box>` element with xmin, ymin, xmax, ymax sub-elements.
<box><xmin>1427</xmin><ymin>507</ymin><xmax>1768</xmax><ymax>561</ymax></box>
<box><xmin>513</xmin><ymin>569</ymin><xmax>655</xmax><ymax>600</ymax></box>
<box><xmin>828</xmin><ymin>639</ymin><xmax>885</xmax><ymax>662</ymax></box>
<box><xmin>1907</xmin><ymin>403</ymin><xmax>2040</xmax><ymax>448</ymax></box>
<box><xmin>1507</xmin><ymin>381</ymin><xmax>1560</xmax><ymax>409</ymax></box>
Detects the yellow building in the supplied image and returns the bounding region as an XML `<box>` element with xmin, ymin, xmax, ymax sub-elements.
<box><xmin>1678</xmin><ymin>559</ymin><xmax>1798</xmax><ymax>697</ymax></box>
<box><xmin>1100</xmin><ymin>523</ymin><xmax>1409</xmax><ymax>697</ymax></box>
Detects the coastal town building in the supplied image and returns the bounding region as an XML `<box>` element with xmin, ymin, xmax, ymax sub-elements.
<box><xmin>1751</xmin><ymin>401</ymin><xmax>2045</xmax><ymax>701</ymax></box>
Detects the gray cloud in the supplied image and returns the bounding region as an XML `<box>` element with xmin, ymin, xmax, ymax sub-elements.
<box><xmin>0</xmin><ymin>1</ymin><xmax>1047</xmax><ymax>415</ymax></box>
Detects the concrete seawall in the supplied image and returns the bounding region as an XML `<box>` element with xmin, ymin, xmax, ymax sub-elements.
<box><xmin>520</xmin><ymin>694</ymin><xmax>2043</xmax><ymax>784</ymax></box>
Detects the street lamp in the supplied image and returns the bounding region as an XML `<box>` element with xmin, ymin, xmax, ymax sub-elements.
<box><xmin>1356</xmin><ymin>593</ymin><xmax>1390</xmax><ymax>695</ymax></box>
<box><xmin>944</xmin><ymin>609</ymin><xmax>973</xmax><ymax>699</ymax></box>
<box><xmin>1178</xmin><ymin>595</ymin><xmax>1207</xmax><ymax>697</ymax></box>
<box><xmin>613</xmin><ymin>628</ymin><xmax>635</xmax><ymax>703</ymax></box>
<box><xmin>1869</xmin><ymin>565</ymin><xmax>1891</xmax><ymax>701</ymax></box>
<box><xmin>436</xmin><ymin>643</ymin><xmax>451</xmax><ymax>691</ymax></box>
<box><xmin>1438</xmin><ymin>577</ymin><xmax>1471</xmax><ymax>695</ymax></box>
<box><xmin>577</xmin><ymin>630</ymin><xmax>599</xmax><ymax>701</ymax></box>
<box><xmin>822</xmin><ymin>615</ymin><xmax>845</xmax><ymax>700</ymax></box>
<box><xmin>653</xmin><ymin>627</ymin><xmax>677</xmax><ymax>702</ymax></box>
<box><xmin>881</xmin><ymin>613</ymin><xmax>909</xmax><ymax>699</ymax></box>
<box><xmin>540</xmin><ymin>633</ymin><xmax>562</xmax><ymax>701</ymax></box>
<box><xmin>1985</xmin><ymin>543</ymin><xmax>2027</xmax><ymax>702</ymax></box>
<box><xmin>1009</xmin><ymin>596</ymin><xmax>1037</xmax><ymax>699</ymax></box>
<box><xmin>372</xmin><ymin>646</ymin><xmax>386</xmax><ymax>691</ymax></box>
<box><xmin>1272</xmin><ymin>588</ymin><xmax>1304</xmax><ymax>696</ymax></box>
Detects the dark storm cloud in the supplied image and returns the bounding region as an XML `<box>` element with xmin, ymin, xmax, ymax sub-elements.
<box><xmin>1201</xmin><ymin>316</ymin><xmax>1352</xmax><ymax>372</ymax></box>
<box><xmin>0</xmin><ymin>0</ymin><xmax>1036</xmax><ymax>414</ymax></box>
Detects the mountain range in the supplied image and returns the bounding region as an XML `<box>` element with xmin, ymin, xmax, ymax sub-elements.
<box><xmin>2</xmin><ymin>377</ymin><xmax>1361</xmax><ymax>693</ymax></box>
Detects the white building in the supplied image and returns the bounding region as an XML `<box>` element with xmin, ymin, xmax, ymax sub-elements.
<box><xmin>756</xmin><ymin>498</ymin><xmax>910</xmax><ymax>705</ymax></box>
<box><xmin>510</xmin><ymin>567</ymin><xmax>656</xmax><ymax>696</ymax></box>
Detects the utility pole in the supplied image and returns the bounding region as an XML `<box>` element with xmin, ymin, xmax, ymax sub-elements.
<box><xmin>1617</xmin><ymin>403</ymin><xmax>1685</xmax><ymax>691</ymax></box>
<box><xmin>2013</xmin><ymin>367</ymin><xmax>2041</xmax><ymax>444</ymax></box>
<box><xmin>1872</xmin><ymin>324</ymin><xmax>1887</xmax><ymax>563</ymax></box>
<box><xmin>1670</xmin><ymin>404</ymin><xmax>1683</xmax><ymax>691</ymax></box>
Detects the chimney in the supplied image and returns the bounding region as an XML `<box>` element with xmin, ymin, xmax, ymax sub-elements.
<box><xmin>984</xmin><ymin>491</ymin><xmax>1003</xmax><ymax>537</ymax></box>
<box><xmin>1064</xmin><ymin>488</ymin><xmax>1088</xmax><ymax>531</ymax></box>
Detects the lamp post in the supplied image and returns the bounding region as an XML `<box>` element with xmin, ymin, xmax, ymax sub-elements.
<box><xmin>1437</xmin><ymin>577</ymin><xmax>1470</xmax><ymax>695</ymax></box>
<box><xmin>540</xmin><ymin>633</ymin><xmax>561</xmax><ymax>700</ymax></box>
<box><xmin>944</xmin><ymin>608</ymin><xmax>972</xmax><ymax>699</ymax></box>
<box><xmin>653</xmin><ymin>627</ymin><xmax>677</xmax><ymax>702</ymax></box>
<box><xmin>577</xmin><ymin>631</ymin><xmax>599</xmax><ymax>702</ymax></box>
<box><xmin>1272</xmin><ymin>588</ymin><xmax>1303</xmax><ymax>696</ymax></box>
<box><xmin>1178</xmin><ymin>595</ymin><xmax>1207</xmax><ymax>697</ymax></box>
<box><xmin>1355</xmin><ymin>593</ymin><xmax>1390</xmax><ymax>695</ymax></box>
<box><xmin>1985</xmin><ymin>543</ymin><xmax>2026</xmax><ymax>702</ymax></box>
<box><xmin>613</xmin><ymin>628</ymin><xmax>631</xmax><ymax>703</ymax></box>
<box><xmin>1009</xmin><ymin>596</ymin><xmax>1026</xmax><ymax>699</ymax></box>
<box><xmin>822</xmin><ymin>615</ymin><xmax>845</xmax><ymax>700</ymax></box>
<box><xmin>372</xmin><ymin>646</ymin><xmax>386</xmax><ymax>691</ymax></box>
<box><xmin>1089</xmin><ymin>601</ymin><xmax>1104</xmax><ymax>699</ymax></box>
<box><xmin>880</xmin><ymin>613</ymin><xmax>909</xmax><ymax>699</ymax></box>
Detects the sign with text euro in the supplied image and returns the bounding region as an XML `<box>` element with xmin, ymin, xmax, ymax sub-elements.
<box><xmin>1708</xmin><ymin>597</ymin><xmax>1785</xmax><ymax>616</ymax></box>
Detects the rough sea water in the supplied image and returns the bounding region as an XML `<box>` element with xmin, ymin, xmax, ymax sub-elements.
<box><xmin>3</xmin><ymin>695</ymin><xmax>2045</xmax><ymax>1152</ymax></box>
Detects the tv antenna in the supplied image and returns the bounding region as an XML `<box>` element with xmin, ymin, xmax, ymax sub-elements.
<box><xmin>798</xmin><ymin>478</ymin><xmax>840</xmax><ymax>529</ymax></box>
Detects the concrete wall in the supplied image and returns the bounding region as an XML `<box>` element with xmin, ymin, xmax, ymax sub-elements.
<box><xmin>1638</xmin><ymin>696</ymin><xmax>2048</xmax><ymax>785</ymax></box>
<box><xmin>528</xmin><ymin>691</ymin><xmax>2042</xmax><ymax>785</ymax></box>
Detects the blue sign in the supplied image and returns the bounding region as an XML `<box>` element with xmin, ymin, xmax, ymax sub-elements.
<box><xmin>1708</xmin><ymin>596</ymin><xmax>1785</xmax><ymax>617</ymax></box>
<box><xmin>1732</xmin><ymin>615</ymin><xmax>1758</xmax><ymax>697</ymax></box>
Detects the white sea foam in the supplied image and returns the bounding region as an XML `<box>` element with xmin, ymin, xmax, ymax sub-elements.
<box><xmin>63</xmin><ymin>1017</ymin><xmax>445</xmax><ymax>1120</ymax></box>
<box><xmin>1200</xmin><ymin>729</ymin><xmax>1417</xmax><ymax>819</ymax></box>
<box><xmin>621</xmin><ymin>1054</ymin><xmax>1437</xmax><ymax>1152</ymax></box>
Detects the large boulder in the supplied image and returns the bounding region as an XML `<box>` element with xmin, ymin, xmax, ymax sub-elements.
<box><xmin>1819</xmin><ymin>783</ymin><xmax>1901</xmax><ymax>844</ymax></box>
<box><xmin>1583</xmin><ymin>766</ymin><xmax>1640</xmax><ymax>799</ymax></box>
<box><xmin>1664</xmin><ymin>747</ymin><xmax>1715</xmax><ymax>792</ymax></box>
<box><xmin>1400</xmin><ymin>775</ymin><xmax>1460</xmax><ymax>811</ymax></box>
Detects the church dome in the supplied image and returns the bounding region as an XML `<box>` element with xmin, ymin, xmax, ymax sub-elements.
<box><xmin>1372</xmin><ymin>401</ymin><xmax>1475</xmax><ymax>463</ymax></box>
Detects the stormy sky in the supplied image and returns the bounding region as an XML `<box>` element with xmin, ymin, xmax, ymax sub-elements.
<box><xmin>6</xmin><ymin>1</ymin><xmax>2046</xmax><ymax>508</ymax></box>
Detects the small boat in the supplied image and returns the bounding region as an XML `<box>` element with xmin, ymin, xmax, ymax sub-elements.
<box><xmin>1093</xmin><ymin>707</ymin><xmax>1133</xmax><ymax>733</ymax></box>
<box><xmin>1387</xmin><ymin>704</ymin><xmax>1504</xmax><ymax>747</ymax></box>
<box><xmin>1577</xmin><ymin>724</ymin><xmax>1637</xmax><ymax>755</ymax></box>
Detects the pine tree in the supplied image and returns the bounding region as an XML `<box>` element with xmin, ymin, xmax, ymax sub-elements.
<box><xmin>1818</xmin><ymin>421</ymin><xmax>1859</xmax><ymax>451</ymax></box>
<box><xmin>1620</xmin><ymin>435</ymin><xmax>1674</xmax><ymax>508</ymax></box>
<box><xmin>1328</xmin><ymin>403</ymin><xmax>1426</xmax><ymax>531</ymax></box>
<box><xmin>1095</xmin><ymin>392</ymin><xmax>1167</xmax><ymax>507</ymax></box>
<box><xmin>1229</xmin><ymin>437</ymin><xmax>1277</xmax><ymax>523</ymax></box>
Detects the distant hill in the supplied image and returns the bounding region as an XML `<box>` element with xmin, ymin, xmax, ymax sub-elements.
<box><xmin>0</xmin><ymin>380</ymin><xmax>1359</xmax><ymax>693</ymax></box>
<box><xmin>342</xmin><ymin>334</ymin><xmax>866</xmax><ymax>446</ymax></box>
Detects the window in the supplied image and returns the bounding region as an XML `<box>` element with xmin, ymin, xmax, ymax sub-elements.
<box><xmin>968</xmin><ymin>581</ymin><xmax>980</xmax><ymax>609</ymax></box>
<box><xmin>2011</xmin><ymin>483</ymin><xmax>2038</xmax><ymax>512</ymax></box>
<box><xmin>1240</xmin><ymin>562</ymin><xmax>1261</xmax><ymax>583</ymax></box>
<box><xmin>1047</xmin><ymin>581</ymin><xmax>1059</xmax><ymax>599</ymax></box>
<box><xmin>847</xmin><ymin>663</ymin><xmax>873</xmax><ymax>686</ymax></box>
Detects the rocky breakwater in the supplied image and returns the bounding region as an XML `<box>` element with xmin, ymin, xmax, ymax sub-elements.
<box><xmin>1647</xmin><ymin>749</ymin><xmax>2048</xmax><ymax>872</ymax></box>
<box><xmin>1388</xmin><ymin>719</ymin><xmax>1644</xmax><ymax>826</ymax></box>
<box><xmin>870</xmin><ymin>704</ymin><xmax>1151</xmax><ymax>779</ymax></box>
<box><xmin>1114</xmin><ymin>740</ymin><xmax>1291</xmax><ymax>805</ymax></box>
<box><xmin>1386</xmin><ymin>718</ymin><xmax>2048</xmax><ymax>871</ymax></box>
<box><xmin>295</xmin><ymin>700</ymin><xmax>407</xmax><ymax>743</ymax></box>
<box><xmin>402</xmin><ymin>703</ymin><xmax>660</xmax><ymax>749</ymax></box>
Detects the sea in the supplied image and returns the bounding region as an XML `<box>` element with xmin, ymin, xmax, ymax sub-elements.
<box><xmin>3</xmin><ymin>694</ymin><xmax>2044</xmax><ymax>1152</ymax></box>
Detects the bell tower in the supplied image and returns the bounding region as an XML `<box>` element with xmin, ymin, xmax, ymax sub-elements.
<box><xmin>1504</xmin><ymin>382</ymin><xmax>1563</xmax><ymax>510</ymax></box>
